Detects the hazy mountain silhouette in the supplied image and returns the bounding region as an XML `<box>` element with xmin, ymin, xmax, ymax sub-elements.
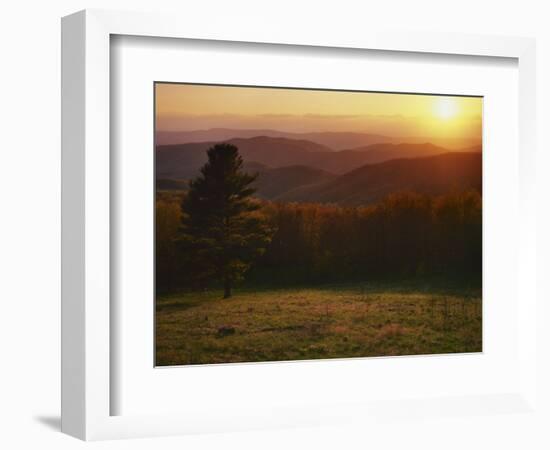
<box><xmin>156</xmin><ymin>136</ymin><xmax>331</xmax><ymax>178</ymax></box>
<box><xmin>156</xmin><ymin>136</ymin><xmax>462</xmax><ymax>178</ymax></box>
<box><xmin>278</xmin><ymin>152</ymin><xmax>482</xmax><ymax>206</ymax></box>
<box><xmin>156</xmin><ymin>128</ymin><xmax>393</xmax><ymax>150</ymax></box>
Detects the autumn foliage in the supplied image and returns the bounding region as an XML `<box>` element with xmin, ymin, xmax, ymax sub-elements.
<box><xmin>156</xmin><ymin>189</ymin><xmax>481</xmax><ymax>293</ymax></box>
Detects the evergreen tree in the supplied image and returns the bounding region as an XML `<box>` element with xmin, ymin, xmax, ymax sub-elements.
<box><xmin>179</xmin><ymin>143</ymin><xmax>273</xmax><ymax>298</ymax></box>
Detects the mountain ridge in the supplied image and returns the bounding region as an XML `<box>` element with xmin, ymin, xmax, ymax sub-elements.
<box><xmin>156</xmin><ymin>128</ymin><xmax>393</xmax><ymax>150</ymax></box>
<box><xmin>156</xmin><ymin>136</ymin><xmax>465</xmax><ymax>178</ymax></box>
<box><xmin>156</xmin><ymin>127</ymin><xmax>481</xmax><ymax>150</ymax></box>
<box><xmin>278</xmin><ymin>152</ymin><xmax>482</xmax><ymax>206</ymax></box>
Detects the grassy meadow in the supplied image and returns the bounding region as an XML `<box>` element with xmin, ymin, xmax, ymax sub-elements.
<box><xmin>155</xmin><ymin>280</ymin><xmax>482</xmax><ymax>366</ymax></box>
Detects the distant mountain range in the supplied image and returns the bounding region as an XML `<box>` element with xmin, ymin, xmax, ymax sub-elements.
<box><xmin>156</xmin><ymin>128</ymin><xmax>393</xmax><ymax>150</ymax></box>
<box><xmin>156</xmin><ymin>134</ymin><xmax>481</xmax><ymax>206</ymax></box>
<box><xmin>156</xmin><ymin>135</ymin><xmax>475</xmax><ymax>179</ymax></box>
<box><xmin>156</xmin><ymin>128</ymin><xmax>481</xmax><ymax>150</ymax></box>
<box><xmin>157</xmin><ymin>136</ymin><xmax>331</xmax><ymax>178</ymax></box>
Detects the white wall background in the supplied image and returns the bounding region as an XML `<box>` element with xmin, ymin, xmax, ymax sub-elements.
<box><xmin>0</xmin><ymin>1</ymin><xmax>548</xmax><ymax>449</ymax></box>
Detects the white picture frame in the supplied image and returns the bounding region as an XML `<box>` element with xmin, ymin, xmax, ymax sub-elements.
<box><xmin>61</xmin><ymin>9</ymin><xmax>537</xmax><ymax>441</ymax></box>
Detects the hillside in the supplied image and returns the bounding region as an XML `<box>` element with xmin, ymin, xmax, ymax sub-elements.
<box><xmin>250</xmin><ymin>165</ymin><xmax>336</xmax><ymax>199</ymax></box>
<box><xmin>156</xmin><ymin>163</ymin><xmax>335</xmax><ymax>200</ymax></box>
<box><xmin>279</xmin><ymin>152</ymin><xmax>482</xmax><ymax>206</ymax></box>
<box><xmin>307</xmin><ymin>142</ymin><xmax>452</xmax><ymax>174</ymax></box>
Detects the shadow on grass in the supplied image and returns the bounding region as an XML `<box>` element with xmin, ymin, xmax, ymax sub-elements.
<box><xmin>156</xmin><ymin>290</ymin><xmax>223</xmax><ymax>312</ymax></box>
<box><xmin>156</xmin><ymin>276</ymin><xmax>481</xmax><ymax>312</ymax></box>
<box><xmin>236</xmin><ymin>276</ymin><xmax>481</xmax><ymax>299</ymax></box>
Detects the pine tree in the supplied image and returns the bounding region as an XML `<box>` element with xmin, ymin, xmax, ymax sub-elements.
<box><xmin>179</xmin><ymin>143</ymin><xmax>273</xmax><ymax>298</ymax></box>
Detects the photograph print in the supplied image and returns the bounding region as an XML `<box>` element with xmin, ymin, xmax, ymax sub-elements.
<box><xmin>155</xmin><ymin>83</ymin><xmax>482</xmax><ymax>366</ymax></box>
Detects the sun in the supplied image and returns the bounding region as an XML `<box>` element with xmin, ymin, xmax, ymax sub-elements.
<box><xmin>434</xmin><ymin>97</ymin><xmax>459</xmax><ymax>120</ymax></box>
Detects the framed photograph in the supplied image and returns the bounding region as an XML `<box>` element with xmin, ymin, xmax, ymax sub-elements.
<box><xmin>153</xmin><ymin>82</ymin><xmax>483</xmax><ymax>367</ymax></box>
<box><xmin>62</xmin><ymin>9</ymin><xmax>537</xmax><ymax>440</ymax></box>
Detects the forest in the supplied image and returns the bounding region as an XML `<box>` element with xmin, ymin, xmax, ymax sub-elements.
<box><xmin>156</xmin><ymin>187</ymin><xmax>482</xmax><ymax>294</ymax></box>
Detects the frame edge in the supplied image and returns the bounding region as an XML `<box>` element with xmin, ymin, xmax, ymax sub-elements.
<box><xmin>61</xmin><ymin>10</ymin><xmax>87</xmax><ymax>441</ymax></box>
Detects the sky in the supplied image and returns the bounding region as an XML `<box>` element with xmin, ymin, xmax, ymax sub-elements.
<box><xmin>155</xmin><ymin>83</ymin><xmax>482</xmax><ymax>144</ymax></box>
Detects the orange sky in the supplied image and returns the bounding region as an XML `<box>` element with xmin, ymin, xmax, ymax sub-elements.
<box><xmin>155</xmin><ymin>83</ymin><xmax>482</xmax><ymax>143</ymax></box>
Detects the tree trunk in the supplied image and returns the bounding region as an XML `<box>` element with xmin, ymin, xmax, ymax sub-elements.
<box><xmin>223</xmin><ymin>278</ymin><xmax>232</xmax><ymax>298</ymax></box>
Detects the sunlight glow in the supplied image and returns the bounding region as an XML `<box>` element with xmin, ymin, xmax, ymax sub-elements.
<box><xmin>155</xmin><ymin>84</ymin><xmax>482</xmax><ymax>146</ymax></box>
<box><xmin>434</xmin><ymin>97</ymin><xmax>459</xmax><ymax>120</ymax></box>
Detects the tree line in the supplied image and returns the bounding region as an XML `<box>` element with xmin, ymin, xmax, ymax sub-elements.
<box><xmin>253</xmin><ymin>190</ymin><xmax>481</xmax><ymax>284</ymax></box>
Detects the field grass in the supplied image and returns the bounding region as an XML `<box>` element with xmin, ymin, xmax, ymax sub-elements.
<box><xmin>155</xmin><ymin>281</ymin><xmax>482</xmax><ymax>366</ymax></box>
